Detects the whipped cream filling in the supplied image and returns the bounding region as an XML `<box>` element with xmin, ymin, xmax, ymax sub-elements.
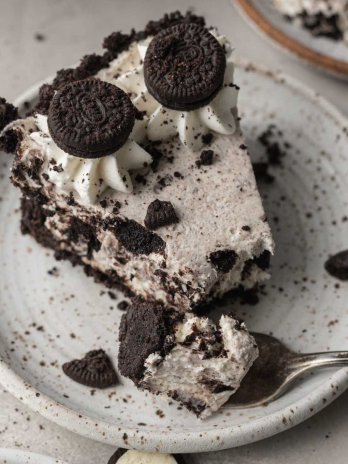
<box><xmin>99</xmin><ymin>30</ymin><xmax>239</xmax><ymax>151</ymax></box>
<box><xmin>175</xmin><ymin>315</ymin><xmax>215</xmax><ymax>343</ymax></box>
<box><xmin>143</xmin><ymin>313</ymin><xmax>258</xmax><ymax>418</ymax></box>
<box><xmin>29</xmin><ymin>115</ymin><xmax>152</xmax><ymax>204</ymax></box>
<box><xmin>8</xmin><ymin>114</ymin><xmax>274</xmax><ymax>311</ymax></box>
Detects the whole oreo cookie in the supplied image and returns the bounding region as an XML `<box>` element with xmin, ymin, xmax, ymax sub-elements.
<box><xmin>144</xmin><ymin>23</ymin><xmax>226</xmax><ymax>111</ymax></box>
<box><xmin>48</xmin><ymin>79</ymin><xmax>135</xmax><ymax>158</ymax></box>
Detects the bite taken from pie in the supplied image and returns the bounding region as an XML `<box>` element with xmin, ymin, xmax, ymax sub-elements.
<box><xmin>118</xmin><ymin>298</ymin><xmax>258</xmax><ymax>418</ymax></box>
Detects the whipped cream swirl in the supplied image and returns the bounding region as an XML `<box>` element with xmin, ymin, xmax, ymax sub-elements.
<box><xmin>99</xmin><ymin>30</ymin><xmax>239</xmax><ymax>151</ymax></box>
<box><xmin>30</xmin><ymin>115</ymin><xmax>152</xmax><ymax>204</ymax></box>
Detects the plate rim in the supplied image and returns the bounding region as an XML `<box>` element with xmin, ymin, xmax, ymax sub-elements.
<box><xmin>235</xmin><ymin>0</ymin><xmax>348</xmax><ymax>79</ymax></box>
<box><xmin>1</xmin><ymin>61</ymin><xmax>348</xmax><ymax>453</ymax></box>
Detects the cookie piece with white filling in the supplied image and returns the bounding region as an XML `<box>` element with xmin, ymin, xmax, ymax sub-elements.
<box><xmin>118</xmin><ymin>299</ymin><xmax>258</xmax><ymax>418</ymax></box>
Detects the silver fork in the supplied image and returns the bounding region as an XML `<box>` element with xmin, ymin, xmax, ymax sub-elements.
<box><xmin>229</xmin><ymin>332</ymin><xmax>348</xmax><ymax>408</ymax></box>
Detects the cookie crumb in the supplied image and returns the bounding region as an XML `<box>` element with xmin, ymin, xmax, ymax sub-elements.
<box><xmin>117</xmin><ymin>300</ymin><xmax>129</xmax><ymax>311</ymax></box>
<box><xmin>209</xmin><ymin>249</ymin><xmax>237</xmax><ymax>273</ymax></box>
<box><xmin>325</xmin><ymin>250</ymin><xmax>348</xmax><ymax>280</ymax></box>
<box><xmin>196</xmin><ymin>149</ymin><xmax>214</xmax><ymax>168</ymax></box>
<box><xmin>202</xmin><ymin>132</ymin><xmax>213</xmax><ymax>145</ymax></box>
<box><xmin>34</xmin><ymin>33</ymin><xmax>46</xmax><ymax>42</ymax></box>
<box><xmin>145</xmin><ymin>199</ymin><xmax>179</xmax><ymax>230</ymax></box>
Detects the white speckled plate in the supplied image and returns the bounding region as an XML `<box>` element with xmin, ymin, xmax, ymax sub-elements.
<box><xmin>0</xmin><ymin>448</ymin><xmax>68</xmax><ymax>464</ymax></box>
<box><xmin>0</xmin><ymin>61</ymin><xmax>348</xmax><ymax>454</ymax></box>
<box><xmin>235</xmin><ymin>0</ymin><xmax>348</xmax><ymax>79</ymax></box>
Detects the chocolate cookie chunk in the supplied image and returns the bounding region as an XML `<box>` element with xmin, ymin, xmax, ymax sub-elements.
<box><xmin>196</xmin><ymin>149</ymin><xmax>214</xmax><ymax>167</ymax></box>
<box><xmin>48</xmin><ymin>80</ymin><xmax>135</xmax><ymax>158</ymax></box>
<box><xmin>253</xmin><ymin>250</ymin><xmax>271</xmax><ymax>270</ymax></box>
<box><xmin>0</xmin><ymin>128</ymin><xmax>22</xmax><ymax>154</ymax></box>
<box><xmin>144</xmin><ymin>199</ymin><xmax>179</xmax><ymax>230</ymax></box>
<box><xmin>112</xmin><ymin>218</ymin><xmax>166</xmax><ymax>255</ymax></box>
<box><xmin>118</xmin><ymin>298</ymin><xmax>172</xmax><ymax>383</ymax></box>
<box><xmin>301</xmin><ymin>12</ymin><xmax>342</xmax><ymax>41</ymax></box>
<box><xmin>144</xmin><ymin>23</ymin><xmax>226</xmax><ymax>111</ymax></box>
<box><xmin>209</xmin><ymin>249</ymin><xmax>237</xmax><ymax>273</ymax></box>
<box><xmin>252</xmin><ymin>162</ymin><xmax>274</xmax><ymax>184</ymax></box>
<box><xmin>62</xmin><ymin>349</ymin><xmax>118</xmax><ymax>388</ymax></box>
<box><xmin>0</xmin><ymin>97</ymin><xmax>18</xmax><ymax>132</ymax></box>
<box><xmin>325</xmin><ymin>250</ymin><xmax>348</xmax><ymax>280</ymax></box>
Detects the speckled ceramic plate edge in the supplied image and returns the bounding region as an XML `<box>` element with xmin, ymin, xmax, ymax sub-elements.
<box><xmin>0</xmin><ymin>448</ymin><xmax>69</xmax><ymax>464</ymax></box>
<box><xmin>0</xmin><ymin>61</ymin><xmax>348</xmax><ymax>453</ymax></box>
<box><xmin>234</xmin><ymin>0</ymin><xmax>348</xmax><ymax>80</ymax></box>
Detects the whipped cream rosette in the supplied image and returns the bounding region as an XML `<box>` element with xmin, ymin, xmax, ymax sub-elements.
<box><xmin>29</xmin><ymin>80</ymin><xmax>152</xmax><ymax>204</ymax></box>
<box><xmin>100</xmin><ymin>25</ymin><xmax>239</xmax><ymax>151</ymax></box>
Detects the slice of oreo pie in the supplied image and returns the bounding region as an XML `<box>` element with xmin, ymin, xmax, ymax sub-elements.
<box><xmin>144</xmin><ymin>23</ymin><xmax>226</xmax><ymax>111</ymax></box>
<box><xmin>7</xmin><ymin>12</ymin><xmax>274</xmax><ymax>325</ymax></box>
<box><xmin>48</xmin><ymin>79</ymin><xmax>135</xmax><ymax>158</ymax></box>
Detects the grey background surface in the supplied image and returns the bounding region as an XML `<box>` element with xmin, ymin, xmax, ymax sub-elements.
<box><xmin>0</xmin><ymin>0</ymin><xmax>347</xmax><ymax>463</ymax></box>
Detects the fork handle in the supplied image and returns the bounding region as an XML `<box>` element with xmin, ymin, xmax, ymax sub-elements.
<box><xmin>293</xmin><ymin>351</ymin><xmax>348</xmax><ymax>371</ymax></box>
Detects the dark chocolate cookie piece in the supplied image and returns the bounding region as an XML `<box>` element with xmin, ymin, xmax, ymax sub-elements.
<box><xmin>62</xmin><ymin>349</ymin><xmax>118</xmax><ymax>388</ymax></box>
<box><xmin>209</xmin><ymin>249</ymin><xmax>237</xmax><ymax>273</ymax></box>
<box><xmin>112</xmin><ymin>218</ymin><xmax>165</xmax><ymax>255</ymax></box>
<box><xmin>144</xmin><ymin>23</ymin><xmax>226</xmax><ymax>111</ymax></box>
<box><xmin>0</xmin><ymin>97</ymin><xmax>19</xmax><ymax>132</ymax></box>
<box><xmin>253</xmin><ymin>250</ymin><xmax>271</xmax><ymax>270</ymax></box>
<box><xmin>118</xmin><ymin>298</ymin><xmax>173</xmax><ymax>383</ymax></box>
<box><xmin>74</xmin><ymin>54</ymin><xmax>108</xmax><ymax>80</ymax></box>
<box><xmin>144</xmin><ymin>199</ymin><xmax>179</xmax><ymax>230</ymax></box>
<box><xmin>48</xmin><ymin>80</ymin><xmax>135</xmax><ymax>158</ymax></box>
<box><xmin>252</xmin><ymin>162</ymin><xmax>274</xmax><ymax>184</ymax></box>
<box><xmin>0</xmin><ymin>128</ymin><xmax>22</xmax><ymax>154</ymax></box>
<box><xmin>196</xmin><ymin>149</ymin><xmax>214</xmax><ymax>167</ymax></box>
<box><xmin>325</xmin><ymin>250</ymin><xmax>348</xmax><ymax>280</ymax></box>
<box><xmin>300</xmin><ymin>12</ymin><xmax>342</xmax><ymax>41</ymax></box>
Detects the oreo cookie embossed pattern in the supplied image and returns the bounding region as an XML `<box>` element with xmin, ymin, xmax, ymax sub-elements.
<box><xmin>48</xmin><ymin>80</ymin><xmax>135</xmax><ymax>158</ymax></box>
<box><xmin>144</xmin><ymin>23</ymin><xmax>226</xmax><ymax>111</ymax></box>
<box><xmin>62</xmin><ymin>349</ymin><xmax>118</xmax><ymax>388</ymax></box>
